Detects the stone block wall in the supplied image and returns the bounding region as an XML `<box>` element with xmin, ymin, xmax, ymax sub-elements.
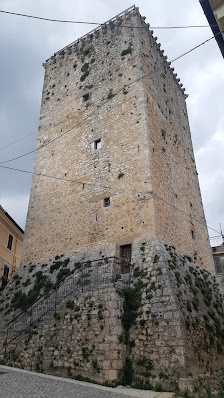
<box><xmin>1</xmin><ymin>239</ymin><xmax>224</xmax><ymax>393</ymax></box>
<box><xmin>0</xmin><ymin>287</ymin><xmax>124</xmax><ymax>382</ymax></box>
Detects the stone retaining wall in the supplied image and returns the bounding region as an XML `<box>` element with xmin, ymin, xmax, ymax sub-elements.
<box><xmin>1</xmin><ymin>239</ymin><xmax>224</xmax><ymax>394</ymax></box>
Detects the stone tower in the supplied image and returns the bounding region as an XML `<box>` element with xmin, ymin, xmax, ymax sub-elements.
<box><xmin>22</xmin><ymin>5</ymin><xmax>214</xmax><ymax>273</ymax></box>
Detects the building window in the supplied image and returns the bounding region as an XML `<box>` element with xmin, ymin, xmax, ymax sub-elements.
<box><xmin>3</xmin><ymin>265</ymin><xmax>9</xmax><ymax>279</ymax></box>
<box><xmin>103</xmin><ymin>197</ymin><xmax>110</xmax><ymax>207</ymax></box>
<box><xmin>214</xmin><ymin>257</ymin><xmax>222</xmax><ymax>274</ymax></box>
<box><xmin>120</xmin><ymin>244</ymin><xmax>132</xmax><ymax>262</ymax></box>
<box><xmin>91</xmin><ymin>138</ymin><xmax>102</xmax><ymax>151</ymax></box>
<box><xmin>94</xmin><ymin>139</ymin><xmax>101</xmax><ymax>150</ymax></box>
<box><xmin>120</xmin><ymin>244</ymin><xmax>132</xmax><ymax>274</ymax></box>
<box><xmin>7</xmin><ymin>234</ymin><xmax>13</xmax><ymax>251</ymax></box>
<box><xmin>1</xmin><ymin>265</ymin><xmax>9</xmax><ymax>289</ymax></box>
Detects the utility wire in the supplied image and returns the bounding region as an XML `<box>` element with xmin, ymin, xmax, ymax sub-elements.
<box><xmin>0</xmin><ymin>164</ymin><xmax>222</xmax><ymax>237</ymax></box>
<box><xmin>0</xmin><ymin>165</ymin><xmax>117</xmax><ymax>191</ymax></box>
<box><xmin>0</xmin><ymin>9</ymin><xmax>217</xmax><ymax>29</ymax></box>
<box><xmin>0</xmin><ymin>29</ymin><xmax>222</xmax><ymax>166</ymax></box>
<box><xmin>0</xmin><ymin>131</ymin><xmax>37</xmax><ymax>152</ymax></box>
<box><xmin>151</xmin><ymin>192</ymin><xmax>221</xmax><ymax>236</ymax></box>
<box><xmin>0</xmin><ymin>27</ymin><xmax>224</xmax><ymax>160</ymax></box>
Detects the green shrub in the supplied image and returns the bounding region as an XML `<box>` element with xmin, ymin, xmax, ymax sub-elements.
<box><xmin>92</xmin><ymin>359</ymin><xmax>100</xmax><ymax>373</ymax></box>
<box><xmin>56</xmin><ymin>268</ymin><xmax>70</xmax><ymax>282</ymax></box>
<box><xmin>132</xmin><ymin>378</ymin><xmax>153</xmax><ymax>390</ymax></box>
<box><xmin>82</xmin><ymin>347</ymin><xmax>90</xmax><ymax>361</ymax></box>
<box><xmin>67</xmin><ymin>366</ymin><xmax>72</xmax><ymax>377</ymax></box>
<box><xmin>80</xmin><ymin>63</ymin><xmax>89</xmax><ymax>81</ymax></box>
<box><xmin>66</xmin><ymin>300</ymin><xmax>75</xmax><ymax>310</ymax></box>
<box><xmin>122</xmin><ymin>357</ymin><xmax>134</xmax><ymax>385</ymax></box>
<box><xmin>29</xmin><ymin>264</ymin><xmax>36</xmax><ymax>273</ymax></box>
<box><xmin>98</xmin><ymin>311</ymin><xmax>103</xmax><ymax>321</ymax></box>
<box><xmin>136</xmin><ymin>357</ymin><xmax>153</xmax><ymax>371</ymax></box>
<box><xmin>63</xmin><ymin>258</ymin><xmax>70</xmax><ymax>267</ymax></box>
<box><xmin>122</xmin><ymin>282</ymin><xmax>142</xmax><ymax>332</ymax></box>
<box><xmin>153</xmin><ymin>255</ymin><xmax>159</xmax><ymax>264</ymax></box>
<box><xmin>121</xmin><ymin>47</ymin><xmax>132</xmax><ymax>56</ymax></box>
<box><xmin>208</xmin><ymin>307</ymin><xmax>216</xmax><ymax>319</ymax></box>
<box><xmin>161</xmin><ymin>129</ymin><xmax>166</xmax><ymax>139</ymax></box>
<box><xmin>50</xmin><ymin>261</ymin><xmax>63</xmax><ymax>273</ymax></box>
<box><xmin>192</xmin><ymin>296</ymin><xmax>199</xmax><ymax>311</ymax></box>
<box><xmin>185</xmin><ymin>318</ymin><xmax>190</xmax><ymax>329</ymax></box>
<box><xmin>107</xmin><ymin>89</ymin><xmax>114</xmax><ymax>100</ymax></box>
<box><xmin>118</xmin><ymin>172</ymin><xmax>124</xmax><ymax>179</ymax></box>
<box><xmin>186</xmin><ymin>300</ymin><xmax>192</xmax><ymax>312</ymax></box>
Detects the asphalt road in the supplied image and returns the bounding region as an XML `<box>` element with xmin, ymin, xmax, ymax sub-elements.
<box><xmin>0</xmin><ymin>365</ymin><xmax>174</xmax><ymax>398</ymax></box>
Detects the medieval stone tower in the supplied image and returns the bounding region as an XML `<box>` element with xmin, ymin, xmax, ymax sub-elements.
<box><xmin>22</xmin><ymin>5</ymin><xmax>214</xmax><ymax>273</ymax></box>
<box><xmin>4</xmin><ymin>7</ymin><xmax>224</xmax><ymax>389</ymax></box>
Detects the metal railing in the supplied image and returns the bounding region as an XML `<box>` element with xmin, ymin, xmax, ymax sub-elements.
<box><xmin>4</xmin><ymin>257</ymin><xmax>133</xmax><ymax>353</ymax></box>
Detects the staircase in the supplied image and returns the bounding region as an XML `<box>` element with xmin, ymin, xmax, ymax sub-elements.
<box><xmin>4</xmin><ymin>257</ymin><xmax>133</xmax><ymax>354</ymax></box>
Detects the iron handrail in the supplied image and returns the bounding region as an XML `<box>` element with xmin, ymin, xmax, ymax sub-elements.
<box><xmin>4</xmin><ymin>257</ymin><xmax>133</xmax><ymax>352</ymax></box>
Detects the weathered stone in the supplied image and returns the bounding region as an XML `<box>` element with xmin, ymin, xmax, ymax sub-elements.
<box><xmin>178</xmin><ymin>378</ymin><xmax>194</xmax><ymax>393</ymax></box>
<box><xmin>102</xmin><ymin>360</ymin><xmax>111</xmax><ymax>370</ymax></box>
<box><xmin>108</xmin><ymin>370</ymin><xmax>118</xmax><ymax>381</ymax></box>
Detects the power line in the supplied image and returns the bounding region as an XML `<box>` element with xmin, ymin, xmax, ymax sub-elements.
<box><xmin>151</xmin><ymin>192</ymin><xmax>221</xmax><ymax>236</ymax></box>
<box><xmin>0</xmin><ymin>164</ymin><xmax>222</xmax><ymax>238</ymax></box>
<box><xmin>0</xmin><ymin>9</ymin><xmax>217</xmax><ymax>29</ymax></box>
<box><xmin>0</xmin><ymin>29</ymin><xmax>222</xmax><ymax>166</ymax></box>
<box><xmin>0</xmin><ymin>131</ymin><xmax>37</xmax><ymax>152</ymax></box>
<box><xmin>0</xmin><ymin>165</ymin><xmax>113</xmax><ymax>191</ymax></box>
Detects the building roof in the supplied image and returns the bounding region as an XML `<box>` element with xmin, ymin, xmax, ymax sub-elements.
<box><xmin>0</xmin><ymin>205</ymin><xmax>24</xmax><ymax>234</ymax></box>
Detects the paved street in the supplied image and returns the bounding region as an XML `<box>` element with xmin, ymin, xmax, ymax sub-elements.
<box><xmin>0</xmin><ymin>366</ymin><xmax>174</xmax><ymax>398</ymax></box>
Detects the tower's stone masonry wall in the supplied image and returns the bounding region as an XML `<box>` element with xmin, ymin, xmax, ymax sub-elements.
<box><xmin>21</xmin><ymin>7</ymin><xmax>213</xmax><ymax>274</ymax></box>
<box><xmin>22</xmin><ymin>8</ymin><xmax>155</xmax><ymax>265</ymax></box>
<box><xmin>135</xmin><ymin>19</ymin><xmax>213</xmax><ymax>272</ymax></box>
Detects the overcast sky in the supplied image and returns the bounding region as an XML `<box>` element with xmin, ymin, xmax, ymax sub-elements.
<box><xmin>0</xmin><ymin>0</ymin><xmax>223</xmax><ymax>246</ymax></box>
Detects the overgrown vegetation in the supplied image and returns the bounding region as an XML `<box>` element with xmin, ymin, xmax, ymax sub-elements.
<box><xmin>107</xmin><ymin>89</ymin><xmax>115</xmax><ymax>100</ymax></box>
<box><xmin>121</xmin><ymin>278</ymin><xmax>143</xmax><ymax>385</ymax></box>
<box><xmin>10</xmin><ymin>271</ymin><xmax>53</xmax><ymax>311</ymax></box>
<box><xmin>121</xmin><ymin>47</ymin><xmax>132</xmax><ymax>56</ymax></box>
<box><xmin>80</xmin><ymin>63</ymin><xmax>89</xmax><ymax>81</ymax></box>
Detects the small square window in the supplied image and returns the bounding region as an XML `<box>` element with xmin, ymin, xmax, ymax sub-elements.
<box><xmin>103</xmin><ymin>197</ymin><xmax>110</xmax><ymax>207</ymax></box>
<box><xmin>7</xmin><ymin>234</ymin><xmax>13</xmax><ymax>251</ymax></box>
<box><xmin>95</xmin><ymin>139</ymin><xmax>101</xmax><ymax>150</ymax></box>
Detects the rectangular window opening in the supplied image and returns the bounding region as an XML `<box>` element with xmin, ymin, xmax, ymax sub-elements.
<box><xmin>120</xmin><ymin>244</ymin><xmax>132</xmax><ymax>262</ymax></box>
<box><xmin>7</xmin><ymin>234</ymin><xmax>13</xmax><ymax>251</ymax></box>
<box><xmin>3</xmin><ymin>265</ymin><xmax>9</xmax><ymax>279</ymax></box>
<box><xmin>120</xmin><ymin>244</ymin><xmax>132</xmax><ymax>274</ymax></box>
<box><xmin>103</xmin><ymin>197</ymin><xmax>110</xmax><ymax>207</ymax></box>
<box><xmin>214</xmin><ymin>257</ymin><xmax>222</xmax><ymax>274</ymax></box>
<box><xmin>95</xmin><ymin>139</ymin><xmax>101</xmax><ymax>150</ymax></box>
